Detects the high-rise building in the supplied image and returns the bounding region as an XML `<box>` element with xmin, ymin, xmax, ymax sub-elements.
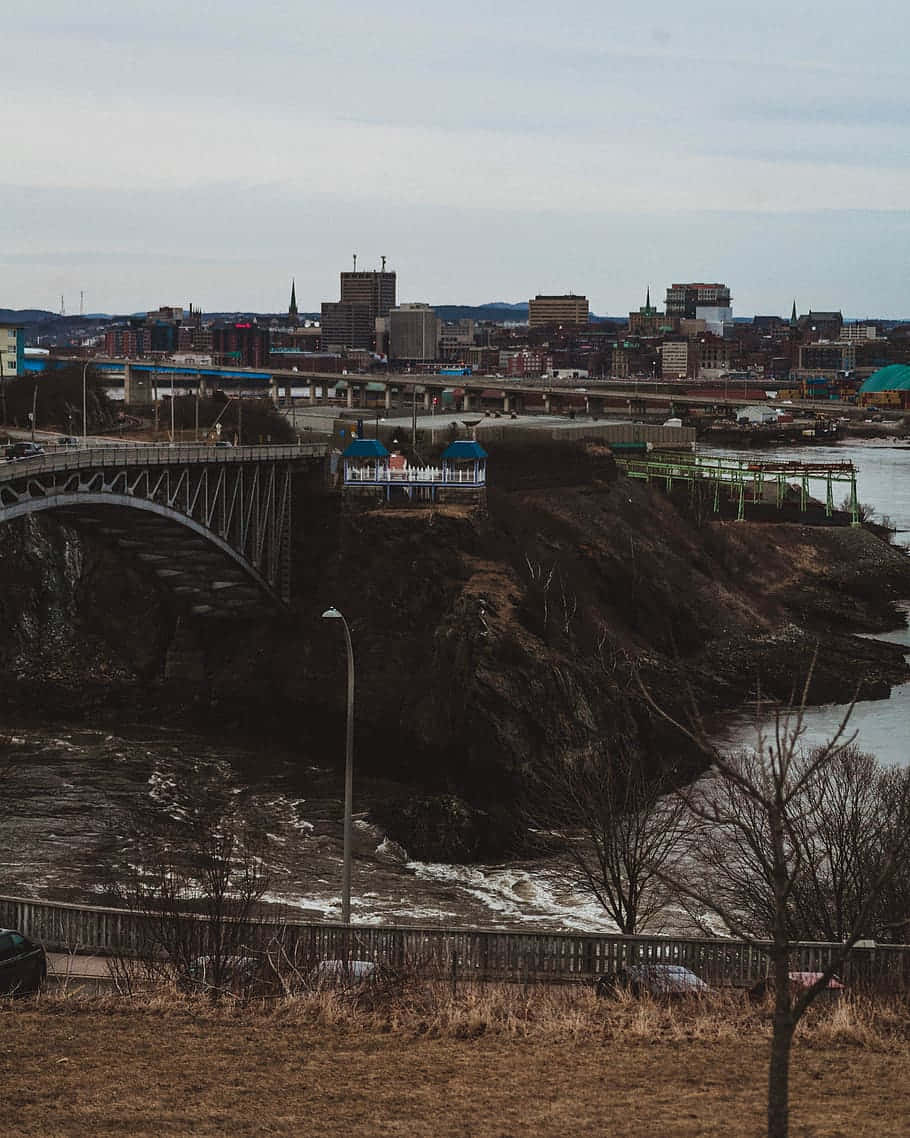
<box><xmin>528</xmin><ymin>294</ymin><xmax>589</xmax><ymax>328</ymax></box>
<box><xmin>665</xmin><ymin>283</ymin><xmax>731</xmax><ymax>320</ymax></box>
<box><xmin>0</xmin><ymin>324</ymin><xmax>25</xmax><ymax>379</ymax></box>
<box><xmin>320</xmin><ymin>302</ymin><xmax>375</xmax><ymax>352</ymax></box>
<box><xmin>389</xmin><ymin>304</ymin><xmax>439</xmax><ymax>362</ymax></box>
<box><xmin>321</xmin><ymin>260</ymin><xmax>397</xmax><ymax>351</ymax></box>
<box><xmin>340</xmin><ymin>268</ymin><xmax>397</xmax><ymax>322</ymax></box>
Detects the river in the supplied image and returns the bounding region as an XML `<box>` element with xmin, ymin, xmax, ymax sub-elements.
<box><xmin>703</xmin><ymin>440</ymin><xmax>910</xmax><ymax>768</ymax></box>
<box><xmin>1</xmin><ymin>438</ymin><xmax>907</xmax><ymax>929</ymax></box>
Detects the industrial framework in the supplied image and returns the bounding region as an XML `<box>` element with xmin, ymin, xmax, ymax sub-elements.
<box><xmin>621</xmin><ymin>454</ymin><xmax>860</xmax><ymax>525</ymax></box>
<box><xmin>0</xmin><ymin>444</ymin><xmax>325</xmax><ymax>613</ymax></box>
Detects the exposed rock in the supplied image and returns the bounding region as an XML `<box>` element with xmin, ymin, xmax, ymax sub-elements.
<box><xmin>0</xmin><ymin>442</ymin><xmax>908</xmax><ymax>860</ymax></box>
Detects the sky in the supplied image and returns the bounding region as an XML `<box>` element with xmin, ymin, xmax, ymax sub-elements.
<box><xmin>2</xmin><ymin>0</ymin><xmax>910</xmax><ymax>317</ymax></box>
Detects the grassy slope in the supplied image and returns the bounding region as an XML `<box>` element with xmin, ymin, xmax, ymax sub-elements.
<box><xmin>8</xmin><ymin>992</ymin><xmax>910</xmax><ymax>1137</ymax></box>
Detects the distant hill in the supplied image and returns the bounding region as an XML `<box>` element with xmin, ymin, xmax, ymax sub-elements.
<box><xmin>0</xmin><ymin>308</ymin><xmax>58</xmax><ymax>324</ymax></box>
<box><xmin>435</xmin><ymin>303</ymin><xmax>529</xmax><ymax>323</ymax></box>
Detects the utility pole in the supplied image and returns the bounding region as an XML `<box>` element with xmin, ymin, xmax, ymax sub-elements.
<box><xmin>0</xmin><ymin>355</ymin><xmax>5</xmax><ymax>425</ymax></box>
<box><xmin>31</xmin><ymin>384</ymin><xmax>37</xmax><ymax>441</ymax></box>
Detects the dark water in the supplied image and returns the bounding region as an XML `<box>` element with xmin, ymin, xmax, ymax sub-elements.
<box><xmin>0</xmin><ymin>723</ymin><xmax>604</xmax><ymax>930</ymax></box>
<box><xmin>702</xmin><ymin>440</ymin><xmax>910</xmax><ymax>768</ymax></box>
<box><xmin>2</xmin><ymin>439</ymin><xmax>907</xmax><ymax>925</ymax></box>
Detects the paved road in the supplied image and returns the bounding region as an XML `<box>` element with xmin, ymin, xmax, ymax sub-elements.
<box><xmin>47</xmin><ymin>952</ymin><xmax>114</xmax><ymax>981</ymax></box>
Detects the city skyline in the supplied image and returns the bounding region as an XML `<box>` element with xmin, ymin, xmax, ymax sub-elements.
<box><xmin>2</xmin><ymin>1</ymin><xmax>910</xmax><ymax>317</ymax></box>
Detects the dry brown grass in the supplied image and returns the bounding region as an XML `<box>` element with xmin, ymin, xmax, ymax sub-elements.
<box><xmin>6</xmin><ymin>984</ymin><xmax>910</xmax><ymax>1136</ymax></box>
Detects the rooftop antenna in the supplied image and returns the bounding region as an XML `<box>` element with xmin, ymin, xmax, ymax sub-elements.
<box><xmin>80</xmin><ymin>290</ymin><xmax>85</xmax><ymax>317</ymax></box>
<box><xmin>60</xmin><ymin>295</ymin><xmax>66</xmax><ymax>317</ymax></box>
<box><xmin>381</xmin><ymin>255</ymin><xmax>386</xmax><ymax>272</ymax></box>
<box><xmin>352</xmin><ymin>253</ymin><xmax>357</xmax><ymax>273</ymax></box>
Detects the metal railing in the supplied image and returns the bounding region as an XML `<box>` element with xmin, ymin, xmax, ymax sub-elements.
<box><xmin>3</xmin><ymin>893</ymin><xmax>909</xmax><ymax>987</ymax></box>
<box><xmin>0</xmin><ymin>442</ymin><xmax>327</xmax><ymax>484</ymax></box>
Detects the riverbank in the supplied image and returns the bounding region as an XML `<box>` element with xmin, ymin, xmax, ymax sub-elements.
<box><xmin>9</xmin><ymin>991</ymin><xmax>910</xmax><ymax>1137</ymax></box>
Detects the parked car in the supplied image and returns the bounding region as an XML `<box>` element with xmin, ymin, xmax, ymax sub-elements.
<box><xmin>308</xmin><ymin>959</ymin><xmax>401</xmax><ymax>997</ymax></box>
<box><xmin>596</xmin><ymin>964</ymin><xmax>709</xmax><ymax>999</ymax></box>
<box><xmin>214</xmin><ymin>440</ymin><xmax>234</xmax><ymax>448</ymax></box>
<box><xmin>57</xmin><ymin>436</ymin><xmax>80</xmax><ymax>447</ymax></box>
<box><xmin>0</xmin><ymin>929</ymin><xmax>47</xmax><ymax>995</ymax></box>
<box><xmin>179</xmin><ymin>954</ymin><xmax>273</xmax><ymax>996</ymax></box>
<box><xmin>5</xmin><ymin>441</ymin><xmax>45</xmax><ymax>461</ymax></box>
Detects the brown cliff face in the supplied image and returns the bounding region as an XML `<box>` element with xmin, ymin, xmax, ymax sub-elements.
<box><xmin>0</xmin><ymin>444</ymin><xmax>908</xmax><ymax>857</ymax></box>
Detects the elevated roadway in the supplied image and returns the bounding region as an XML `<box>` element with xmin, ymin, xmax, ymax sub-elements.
<box><xmin>45</xmin><ymin>355</ymin><xmax>866</xmax><ymax>419</ymax></box>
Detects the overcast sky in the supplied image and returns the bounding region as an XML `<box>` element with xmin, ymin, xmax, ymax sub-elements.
<box><xmin>3</xmin><ymin>0</ymin><xmax>909</xmax><ymax>317</ymax></box>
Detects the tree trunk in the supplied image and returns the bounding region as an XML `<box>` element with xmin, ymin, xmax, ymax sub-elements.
<box><xmin>767</xmin><ymin>953</ymin><xmax>795</xmax><ymax>1138</ymax></box>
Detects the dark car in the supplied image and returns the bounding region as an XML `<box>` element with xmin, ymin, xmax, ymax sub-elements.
<box><xmin>57</xmin><ymin>436</ymin><xmax>80</xmax><ymax>447</ymax></box>
<box><xmin>5</xmin><ymin>442</ymin><xmax>45</xmax><ymax>461</ymax></box>
<box><xmin>596</xmin><ymin>964</ymin><xmax>709</xmax><ymax>999</ymax></box>
<box><xmin>0</xmin><ymin>929</ymin><xmax>46</xmax><ymax>995</ymax></box>
<box><xmin>214</xmin><ymin>440</ymin><xmax>234</xmax><ymax>448</ymax></box>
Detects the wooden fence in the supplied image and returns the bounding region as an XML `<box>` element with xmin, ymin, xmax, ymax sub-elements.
<box><xmin>4</xmin><ymin>893</ymin><xmax>910</xmax><ymax>988</ymax></box>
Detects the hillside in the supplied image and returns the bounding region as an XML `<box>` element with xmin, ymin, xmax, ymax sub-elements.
<box><xmin>0</xmin><ymin>441</ymin><xmax>907</xmax><ymax>860</ymax></box>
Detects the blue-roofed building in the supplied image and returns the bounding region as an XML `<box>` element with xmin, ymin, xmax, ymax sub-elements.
<box><xmin>342</xmin><ymin>436</ymin><xmax>487</xmax><ymax>504</ymax></box>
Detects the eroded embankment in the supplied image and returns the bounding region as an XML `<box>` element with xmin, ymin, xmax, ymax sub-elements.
<box><xmin>0</xmin><ymin>444</ymin><xmax>908</xmax><ymax>858</ymax></box>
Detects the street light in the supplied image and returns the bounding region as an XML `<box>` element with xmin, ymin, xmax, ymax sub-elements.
<box><xmin>322</xmin><ymin>606</ymin><xmax>355</xmax><ymax>926</ymax></box>
<box><xmin>82</xmin><ymin>361</ymin><xmax>89</xmax><ymax>441</ymax></box>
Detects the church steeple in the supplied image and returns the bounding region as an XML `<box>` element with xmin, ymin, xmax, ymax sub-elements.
<box><xmin>289</xmin><ymin>278</ymin><xmax>299</xmax><ymax>325</ymax></box>
<box><xmin>790</xmin><ymin>299</ymin><xmax>798</xmax><ymax>327</ymax></box>
<box><xmin>646</xmin><ymin>285</ymin><xmax>651</xmax><ymax>309</ymax></box>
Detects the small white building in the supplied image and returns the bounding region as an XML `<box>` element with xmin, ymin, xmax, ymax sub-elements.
<box><xmin>737</xmin><ymin>404</ymin><xmax>778</xmax><ymax>425</ymax></box>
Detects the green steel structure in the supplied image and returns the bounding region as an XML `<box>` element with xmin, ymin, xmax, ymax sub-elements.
<box><xmin>621</xmin><ymin>454</ymin><xmax>859</xmax><ymax>524</ymax></box>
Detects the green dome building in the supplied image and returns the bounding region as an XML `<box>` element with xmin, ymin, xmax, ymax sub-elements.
<box><xmin>859</xmin><ymin>364</ymin><xmax>910</xmax><ymax>408</ymax></box>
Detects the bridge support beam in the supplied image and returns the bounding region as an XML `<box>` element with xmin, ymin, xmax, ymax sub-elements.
<box><xmin>462</xmin><ymin>391</ymin><xmax>472</xmax><ymax>411</ymax></box>
<box><xmin>384</xmin><ymin>385</ymin><xmax>392</xmax><ymax>411</ymax></box>
<box><xmin>346</xmin><ymin>385</ymin><xmax>355</xmax><ymax>409</ymax></box>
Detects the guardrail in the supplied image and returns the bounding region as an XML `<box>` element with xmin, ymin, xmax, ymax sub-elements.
<box><xmin>3</xmin><ymin>894</ymin><xmax>909</xmax><ymax>987</ymax></box>
<box><xmin>0</xmin><ymin>442</ymin><xmax>328</xmax><ymax>482</ymax></box>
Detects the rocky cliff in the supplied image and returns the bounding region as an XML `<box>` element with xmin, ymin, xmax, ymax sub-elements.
<box><xmin>1</xmin><ymin>444</ymin><xmax>908</xmax><ymax>858</ymax></box>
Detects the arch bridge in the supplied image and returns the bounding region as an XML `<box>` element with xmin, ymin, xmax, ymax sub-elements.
<box><xmin>0</xmin><ymin>443</ymin><xmax>327</xmax><ymax>615</ymax></box>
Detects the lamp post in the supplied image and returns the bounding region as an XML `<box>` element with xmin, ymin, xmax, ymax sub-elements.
<box><xmin>322</xmin><ymin>606</ymin><xmax>354</xmax><ymax>926</ymax></box>
<box><xmin>82</xmin><ymin>361</ymin><xmax>89</xmax><ymax>442</ymax></box>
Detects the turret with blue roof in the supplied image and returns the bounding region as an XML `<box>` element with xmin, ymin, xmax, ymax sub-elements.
<box><xmin>441</xmin><ymin>439</ymin><xmax>487</xmax><ymax>484</ymax></box>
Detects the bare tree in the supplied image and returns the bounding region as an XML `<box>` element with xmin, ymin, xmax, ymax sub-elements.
<box><xmin>647</xmin><ymin>679</ymin><xmax>910</xmax><ymax>1138</ymax></box>
<box><xmin>111</xmin><ymin>771</ymin><xmax>274</xmax><ymax>997</ymax></box>
<box><xmin>528</xmin><ymin>746</ymin><xmax>690</xmax><ymax>935</ymax></box>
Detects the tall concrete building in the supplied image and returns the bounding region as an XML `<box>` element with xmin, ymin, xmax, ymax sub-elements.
<box><xmin>389</xmin><ymin>304</ymin><xmax>439</xmax><ymax>362</ymax></box>
<box><xmin>320</xmin><ymin>302</ymin><xmax>375</xmax><ymax>352</ymax></box>
<box><xmin>321</xmin><ymin>259</ymin><xmax>397</xmax><ymax>351</ymax></box>
<box><xmin>340</xmin><ymin>267</ymin><xmax>397</xmax><ymax>322</ymax></box>
<box><xmin>528</xmin><ymin>294</ymin><xmax>589</xmax><ymax>328</ymax></box>
<box><xmin>665</xmin><ymin>283</ymin><xmax>731</xmax><ymax>320</ymax></box>
<box><xmin>0</xmin><ymin>324</ymin><xmax>25</xmax><ymax>379</ymax></box>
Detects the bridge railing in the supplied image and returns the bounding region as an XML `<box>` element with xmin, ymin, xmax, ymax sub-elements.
<box><xmin>3</xmin><ymin>893</ymin><xmax>910</xmax><ymax>988</ymax></box>
<box><xmin>0</xmin><ymin>442</ymin><xmax>327</xmax><ymax>482</ymax></box>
